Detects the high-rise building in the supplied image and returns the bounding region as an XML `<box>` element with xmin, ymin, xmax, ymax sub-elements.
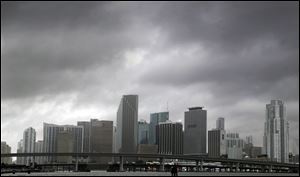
<box><xmin>138</xmin><ymin>120</ymin><xmax>149</xmax><ymax>144</ymax></box>
<box><xmin>23</xmin><ymin>127</ymin><xmax>36</xmax><ymax>165</ymax></box>
<box><xmin>149</xmin><ymin>112</ymin><xmax>169</xmax><ymax>145</ymax></box>
<box><xmin>263</xmin><ymin>100</ymin><xmax>289</xmax><ymax>163</ymax></box>
<box><xmin>43</xmin><ymin>123</ymin><xmax>83</xmax><ymax>163</ymax></box>
<box><xmin>208</xmin><ymin>129</ymin><xmax>226</xmax><ymax>158</ymax></box>
<box><xmin>216</xmin><ymin>117</ymin><xmax>225</xmax><ymax>130</ymax></box>
<box><xmin>57</xmin><ymin>131</ymin><xmax>74</xmax><ymax>163</ymax></box>
<box><xmin>116</xmin><ymin>95</ymin><xmax>138</xmax><ymax>155</ymax></box>
<box><xmin>184</xmin><ymin>107</ymin><xmax>207</xmax><ymax>155</ymax></box>
<box><xmin>1</xmin><ymin>142</ymin><xmax>12</xmax><ymax>164</ymax></box>
<box><xmin>34</xmin><ymin>140</ymin><xmax>44</xmax><ymax>164</ymax></box>
<box><xmin>226</xmin><ymin>133</ymin><xmax>244</xmax><ymax>159</ymax></box>
<box><xmin>243</xmin><ymin>136</ymin><xmax>254</xmax><ymax>158</ymax></box>
<box><xmin>89</xmin><ymin>119</ymin><xmax>113</xmax><ymax>164</ymax></box>
<box><xmin>245</xmin><ymin>136</ymin><xmax>253</xmax><ymax>145</ymax></box>
<box><xmin>77</xmin><ymin>121</ymin><xmax>90</xmax><ymax>153</ymax></box>
<box><xmin>16</xmin><ymin>139</ymin><xmax>24</xmax><ymax>165</ymax></box>
<box><xmin>157</xmin><ymin>121</ymin><xmax>183</xmax><ymax>155</ymax></box>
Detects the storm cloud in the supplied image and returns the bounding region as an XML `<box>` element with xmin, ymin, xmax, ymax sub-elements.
<box><xmin>1</xmin><ymin>1</ymin><xmax>299</xmax><ymax>154</ymax></box>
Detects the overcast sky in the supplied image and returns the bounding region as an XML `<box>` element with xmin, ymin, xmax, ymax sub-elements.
<box><xmin>1</xmin><ymin>1</ymin><xmax>299</xmax><ymax>155</ymax></box>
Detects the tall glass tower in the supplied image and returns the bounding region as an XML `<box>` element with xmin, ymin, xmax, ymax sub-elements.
<box><xmin>149</xmin><ymin>112</ymin><xmax>169</xmax><ymax>145</ymax></box>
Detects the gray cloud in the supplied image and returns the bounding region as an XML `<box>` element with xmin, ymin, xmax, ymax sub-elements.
<box><xmin>1</xmin><ymin>1</ymin><xmax>299</xmax><ymax>155</ymax></box>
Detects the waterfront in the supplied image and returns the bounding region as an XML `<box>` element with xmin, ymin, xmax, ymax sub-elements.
<box><xmin>1</xmin><ymin>172</ymin><xmax>299</xmax><ymax>176</ymax></box>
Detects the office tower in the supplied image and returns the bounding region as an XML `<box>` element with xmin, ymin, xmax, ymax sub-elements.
<box><xmin>90</xmin><ymin>119</ymin><xmax>113</xmax><ymax>164</ymax></box>
<box><xmin>138</xmin><ymin>120</ymin><xmax>149</xmax><ymax>144</ymax></box>
<box><xmin>263</xmin><ymin>100</ymin><xmax>289</xmax><ymax>163</ymax></box>
<box><xmin>243</xmin><ymin>136</ymin><xmax>254</xmax><ymax>157</ymax></box>
<box><xmin>57</xmin><ymin>131</ymin><xmax>74</xmax><ymax>163</ymax></box>
<box><xmin>23</xmin><ymin>127</ymin><xmax>36</xmax><ymax>165</ymax></box>
<box><xmin>1</xmin><ymin>142</ymin><xmax>12</xmax><ymax>164</ymax></box>
<box><xmin>216</xmin><ymin>117</ymin><xmax>225</xmax><ymax>130</ymax></box>
<box><xmin>149</xmin><ymin>112</ymin><xmax>169</xmax><ymax>145</ymax></box>
<box><xmin>77</xmin><ymin>121</ymin><xmax>90</xmax><ymax>153</ymax></box>
<box><xmin>208</xmin><ymin>129</ymin><xmax>226</xmax><ymax>158</ymax></box>
<box><xmin>245</xmin><ymin>136</ymin><xmax>253</xmax><ymax>145</ymax></box>
<box><xmin>116</xmin><ymin>95</ymin><xmax>138</xmax><ymax>155</ymax></box>
<box><xmin>16</xmin><ymin>139</ymin><xmax>24</xmax><ymax>165</ymax></box>
<box><xmin>157</xmin><ymin>121</ymin><xmax>183</xmax><ymax>155</ymax></box>
<box><xmin>43</xmin><ymin>123</ymin><xmax>83</xmax><ymax>163</ymax></box>
<box><xmin>34</xmin><ymin>140</ymin><xmax>44</xmax><ymax>164</ymax></box>
<box><xmin>226</xmin><ymin>133</ymin><xmax>244</xmax><ymax>159</ymax></box>
<box><xmin>184</xmin><ymin>107</ymin><xmax>207</xmax><ymax>155</ymax></box>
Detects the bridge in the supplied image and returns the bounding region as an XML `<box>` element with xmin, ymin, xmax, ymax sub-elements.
<box><xmin>1</xmin><ymin>153</ymin><xmax>299</xmax><ymax>173</ymax></box>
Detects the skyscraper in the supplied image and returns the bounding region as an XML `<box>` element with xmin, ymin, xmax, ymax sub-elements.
<box><xmin>138</xmin><ymin>120</ymin><xmax>149</xmax><ymax>144</ymax></box>
<box><xmin>157</xmin><ymin>121</ymin><xmax>183</xmax><ymax>155</ymax></box>
<box><xmin>90</xmin><ymin>119</ymin><xmax>113</xmax><ymax>164</ymax></box>
<box><xmin>16</xmin><ymin>139</ymin><xmax>24</xmax><ymax>165</ymax></box>
<box><xmin>23</xmin><ymin>127</ymin><xmax>36</xmax><ymax>165</ymax></box>
<box><xmin>216</xmin><ymin>117</ymin><xmax>225</xmax><ymax>130</ymax></box>
<box><xmin>263</xmin><ymin>100</ymin><xmax>289</xmax><ymax>163</ymax></box>
<box><xmin>116</xmin><ymin>95</ymin><xmax>138</xmax><ymax>155</ymax></box>
<box><xmin>184</xmin><ymin>107</ymin><xmax>207</xmax><ymax>155</ymax></box>
<box><xmin>149</xmin><ymin>112</ymin><xmax>169</xmax><ymax>145</ymax></box>
<box><xmin>77</xmin><ymin>121</ymin><xmax>90</xmax><ymax>153</ymax></box>
<box><xmin>43</xmin><ymin>123</ymin><xmax>83</xmax><ymax>163</ymax></box>
<box><xmin>1</xmin><ymin>142</ymin><xmax>12</xmax><ymax>164</ymax></box>
<box><xmin>57</xmin><ymin>130</ymin><xmax>74</xmax><ymax>163</ymax></box>
<box><xmin>208</xmin><ymin>129</ymin><xmax>226</xmax><ymax>158</ymax></box>
<box><xmin>226</xmin><ymin>133</ymin><xmax>244</xmax><ymax>159</ymax></box>
<box><xmin>34</xmin><ymin>140</ymin><xmax>44</xmax><ymax>164</ymax></box>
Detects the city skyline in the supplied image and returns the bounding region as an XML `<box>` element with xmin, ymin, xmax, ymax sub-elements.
<box><xmin>1</xmin><ymin>1</ymin><xmax>299</xmax><ymax>156</ymax></box>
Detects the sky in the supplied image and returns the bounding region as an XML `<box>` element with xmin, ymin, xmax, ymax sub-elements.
<box><xmin>1</xmin><ymin>1</ymin><xmax>299</xmax><ymax>155</ymax></box>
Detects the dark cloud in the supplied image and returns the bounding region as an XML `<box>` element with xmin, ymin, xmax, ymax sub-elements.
<box><xmin>1</xmin><ymin>1</ymin><xmax>298</xmax><ymax>154</ymax></box>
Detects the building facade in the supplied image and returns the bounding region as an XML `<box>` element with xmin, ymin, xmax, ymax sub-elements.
<box><xmin>137</xmin><ymin>144</ymin><xmax>158</xmax><ymax>161</ymax></box>
<box><xmin>89</xmin><ymin>119</ymin><xmax>113</xmax><ymax>164</ymax></box>
<box><xmin>263</xmin><ymin>100</ymin><xmax>289</xmax><ymax>163</ymax></box>
<box><xmin>57</xmin><ymin>131</ymin><xmax>74</xmax><ymax>163</ymax></box>
<box><xmin>43</xmin><ymin>123</ymin><xmax>83</xmax><ymax>163</ymax></box>
<box><xmin>1</xmin><ymin>142</ymin><xmax>12</xmax><ymax>164</ymax></box>
<box><xmin>157</xmin><ymin>122</ymin><xmax>183</xmax><ymax>155</ymax></box>
<box><xmin>216</xmin><ymin>117</ymin><xmax>225</xmax><ymax>130</ymax></box>
<box><xmin>116</xmin><ymin>95</ymin><xmax>138</xmax><ymax>155</ymax></box>
<box><xmin>184</xmin><ymin>107</ymin><xmax>207</xmax><ymax>155</ymax></box>
<box><xmin>138</xmin><ymin>120</ymin><xmax>149</xmax><ymax>144</ymax></box>
<box><xmin>16</xmin><ymin>139</ymin><xmax>24</xmax><ymax>165</ymax></box>
<box><xmin>149</xmin><ymin>112</ymin><xmax>169</xmax><ymax>145</ymax></box>
<box><xmin>77</xmin><ymin>121</ymin><xmax>90</xmax><ymax>153</ymax></box>
<box><xmin>23</xmin><ymin>127</ymin><xmax>36</xmax><ymax>165</ymax></box>
<box><xmin>34</xmin><ymin>140</ymin><xmax>44</xmax><ymax>164</ymax></box>
<box><xmin>226</xmin><ymin>133</ymin><xmax>244</xmax><ymax>159</ymax></box>
<box><xmin>208</xmin><ymin>129</ymin><xmax>226</xmax><ymax>158</ymax></box>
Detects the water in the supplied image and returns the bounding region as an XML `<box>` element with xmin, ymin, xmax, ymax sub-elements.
<box><xmin>1</xmin><ymin>171</ymin><xmax>299</xmax><ymax>176</ymax></box>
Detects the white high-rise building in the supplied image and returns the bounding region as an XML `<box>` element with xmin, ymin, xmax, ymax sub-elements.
<box><xmin>43</xmin><ymin>123</ymin><xmax>83</xmax><ymax>163</ymax></box>
<box><xmin>35</xmin><ymin>140</ymin><xmax>44</xmax><ymax>164</ymax></box>
<box><xmin>23</xmin><ymin>127</ymin><xmax>36</xmax><ymax>165</ymax></box>
<box><xmin>116</xmin><ymin>95</ymin><xmax>138</xmax><ymax>154</ymax></box>
<box><xmin>16</xmin><ymin>139</ymin><xmax>24</xmax><ymax>165</ymax></box>
<box><xmin>263</xmin><ymin>100</ymin><xmax>289</xmax><ymax>163</ymax></box>
<box><xmin>226</xmin><ymin>133</ymin><xmax>244</xmax><ymax>159</ymax></box>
